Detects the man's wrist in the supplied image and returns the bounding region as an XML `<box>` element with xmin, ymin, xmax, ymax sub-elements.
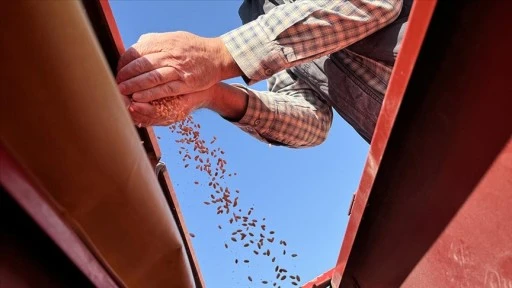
<box><xmin>207</xmin><ymin>83</ymin><xmax>248</xmax><ymax>121</ymax></box>
<box><xmin>211</xmin><ymin>37</ymin><xmax>243</xmax><ymax>81</ymax></box>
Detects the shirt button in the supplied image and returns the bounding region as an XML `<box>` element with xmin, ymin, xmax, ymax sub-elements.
<box><xmin>254</xmin><ymin>119</ymin><xmax>261</xmax><ymax>125</ymax></box>
<box><xmin>264</xmin><ymin>68</ymin><xmax>273</xmax><ymax>76</ymax></box>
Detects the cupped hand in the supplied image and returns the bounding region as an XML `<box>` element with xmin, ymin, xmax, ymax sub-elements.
<box><xmin>116</xmin><ymin>31</ymin><xmax>239</xmax><ymax>103</ymax></box>
<box><xmin>126</xmin><ymin>88</ymin><xmax>213</xmax><ymax>127</ymax></box>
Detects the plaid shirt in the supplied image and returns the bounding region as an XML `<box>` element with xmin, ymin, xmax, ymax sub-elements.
<box><xmin>221</xmin><ymin>0</ymin><xmax>403</xmax><ymax>147</ymax></box>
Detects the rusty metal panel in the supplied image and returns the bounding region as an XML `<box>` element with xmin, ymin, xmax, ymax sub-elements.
<box><xmin>336</xmin><ymin>0</ymin><xmax>512</xmax><ymax>287</ymax></box>
<box><xmin>331</xmin><ymin>1</ymin><xmax>437</xmax><ymax>285</ymax></box>
<box><xmin>86</xmin><ymin>1</ymin><xmax>205</xmax><ymax>286</ymax></box>
<box><xmin>0</xmin><ymin>1</ymin><xmax>202</xmax><ymax>287</ymax></box>
<box><xmin>306</xmin><ymin>0</ymin><xmax>512</xmax><ymax>287</ymax></box>
<box><xmin>402</xmin><ymin>141</ymin><xmax>512</xmax><ymax>287</ymax></box>
<box><xmin>302</xmin><ymin>0</ymin><xmax>436</xmax><ymax>285</ymax></box>
<box><xmin>157</xmin><ymin>167</ymin><xmax>206</xmax><ymax>288</ymax></box>
<box><xmin>0</xmin><ymin>146</ymin><xmax>118</xmax><ymax>288</ymax></box>
<box><xmin>82</xmin><ymin>0</ymin><xmax>162</xmax><ymax>168</ymax></box>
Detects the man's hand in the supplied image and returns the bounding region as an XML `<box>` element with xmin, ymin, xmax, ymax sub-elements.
<box><xmin>122</xmin><ymin>82</ymin><xmax>249</xmax><ymax>127</ymax></box>
<box><xmin>116</xmin><ymin>31</ymin><xmax>241</xmax><ymax>103</ymax></box>
<box><xmin>127</xmin><ymin>88</ymin><xmax>211</xmax><ymax>127</ymax></box>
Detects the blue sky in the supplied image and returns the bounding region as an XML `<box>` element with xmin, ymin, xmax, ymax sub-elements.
<box><xmin>110</xmin><ymin>1</ymin><xmax>368</xmax><ymax>287</ymax></box>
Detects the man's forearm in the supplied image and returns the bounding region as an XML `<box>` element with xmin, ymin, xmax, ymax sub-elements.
<box><xmin>221</xmin><ymin>0</ymin><xmax>403</xmax><ymax>84</ymax></box>
<box><xmin>207</xmin><ymin>83</ymin><xmax>248</xmax><ymax>121</ymax></box>
<box><xmin>205</xmin><ymin>75</ymin><xmax>333</xmax><ymax>148</ymax></box>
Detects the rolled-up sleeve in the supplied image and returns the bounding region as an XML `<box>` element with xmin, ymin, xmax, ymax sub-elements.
<box><xmin>231</xmin><ymin>70</ymin><xmax>333</xmax><ymax>148</ymax></box>
<box><xmin>221</xmin><ymin>0</ymin><xmax>402</xmax><ymax>84</ymax></box>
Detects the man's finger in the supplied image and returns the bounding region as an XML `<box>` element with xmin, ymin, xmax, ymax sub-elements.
<box><xmin>129</xmin><ymin>109</ymin><xmax>154</xmax><ymax>127</ymax></box>
<box><xmin>137</xmin><ymin>33</ymin><xmax>156</xmax><ymax>43</ymax></box>
<box><xmin>118</xmin><ymin>67</ymin><xmax>180</xmax><ymax>96</ymax></box>
<box><xmin>117</xmin><ymin>36</ymin><xmax>165</xmax><ymax>71</ymax></box>
<box><xmin>130</xmin><ymin>102</ymin><xmax>157</xmax><ymax>117</ymax></box>
<box><xmin>117</xmin><ymin>46</ymin><xmax>143</xmax><ymax>72</ymax></box>
<box><xmin>132</xmin><ymin>81</ymin><xmax>187</xmax><ymax>102</ymax></box>
<box><xmin>116</xmin><ymin>52</ymin><xmax>168</xmax><ymax>83</ymax></box>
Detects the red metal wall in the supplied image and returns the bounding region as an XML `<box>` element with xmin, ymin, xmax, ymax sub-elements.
<box><xmin>403</xmin><ymin>141</ymin><xmax>512</xmax><ymax>287</ymax></box>
<box><xmin>305</xmin><ymin>0</ymin><xmax>512</xmax><ymax>287</ymax></box>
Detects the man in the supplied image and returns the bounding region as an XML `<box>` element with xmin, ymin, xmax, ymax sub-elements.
<box><xmin>116</xmin><ymin>0</ymin><xmax>412</xmax><ymax>147</ymax></box>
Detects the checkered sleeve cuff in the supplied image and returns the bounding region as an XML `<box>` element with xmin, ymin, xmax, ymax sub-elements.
<box><xmin>221</xmin><ymin>21</ymin><xmax>288</xmax><ymax>85</ymax></box>
<box><xmin>230</xmin><ymin>84</ymin><xmax>276</xmax><ymax>143</ymax></box>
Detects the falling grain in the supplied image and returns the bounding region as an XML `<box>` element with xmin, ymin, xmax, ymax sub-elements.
<box><xmin>168</xmin><ymin>115</ymin><xmax>300</xmax><ymax>286</ymax></box>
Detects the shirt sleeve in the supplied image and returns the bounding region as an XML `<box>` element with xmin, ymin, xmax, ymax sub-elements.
<box><xmin>221</xmin><ymin>0</ymin><xmax>403</xmax><ymax>84</ymax></box>
<box><xmin>230</xmin><ymin>70</ymin><xmax>333</xmax><ymax>148</ymax></box>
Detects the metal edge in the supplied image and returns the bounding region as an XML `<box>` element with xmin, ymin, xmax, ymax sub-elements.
<box><xmin>157</xmin><ymin>164</ymin><xmax>206</xmax><ymax>288</ymax></box>
<box><xmin>87</xmin><ymin>1</ymin><xmax>205</xmax><ymax>286</ymax></box>
<box><xmin>302</xmin><ymin>268</ymin><xmax>335</xmax><ymax>288</ymax></box>
<box><xmin>84</xmin><ymin>0</ymin><xmax>162</xmax><ymax>164</ymax></box>
<box><xmin>331</xmin><ymin>0</ymin><xmax>437</xmax><ymax>286</ymax></box>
